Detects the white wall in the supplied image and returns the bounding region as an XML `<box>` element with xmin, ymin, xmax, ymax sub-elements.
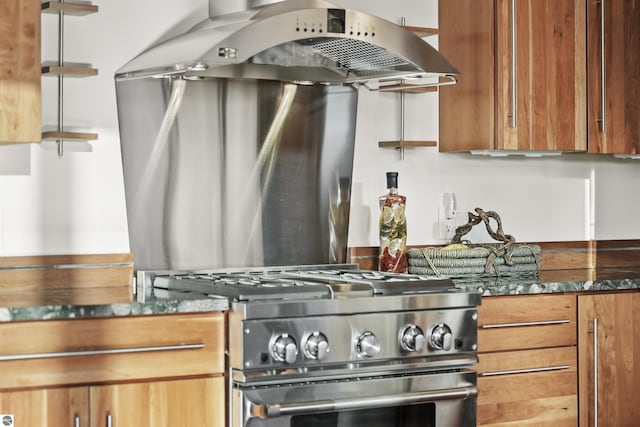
<box><xmin>0</xmin><ymin>0</ymin><xmax>638</xmax><ymax>256</ymax></box>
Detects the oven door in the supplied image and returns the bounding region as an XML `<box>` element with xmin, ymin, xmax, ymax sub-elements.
<box><xmin>232</xmin><ymin>370</ymin><xmax>477</xmax><ymax>427</ymax></box>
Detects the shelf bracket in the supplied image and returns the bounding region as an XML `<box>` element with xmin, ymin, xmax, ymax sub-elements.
<box><xmin>56</xmin><ymin>0</ymin><xmax>65</xmax><ymax>157</ymax></box>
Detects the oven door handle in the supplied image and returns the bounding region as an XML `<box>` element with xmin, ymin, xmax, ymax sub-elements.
<box><xmin>251</xmin><ymin>385</ymin><xmax>478</xmax><ymax>419</ymax></box>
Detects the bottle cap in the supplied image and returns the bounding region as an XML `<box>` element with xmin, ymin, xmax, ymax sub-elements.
<box><xmin>386</xmin><ymin>172</ymin><xmax>398</xmax><ymax>189</ymax></box>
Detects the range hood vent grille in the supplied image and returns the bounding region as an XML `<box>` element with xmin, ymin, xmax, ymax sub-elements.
<box><xmin>300</xmin><ymin>38</ymin><xmax>415</xmax><ymax>72</ymax></box>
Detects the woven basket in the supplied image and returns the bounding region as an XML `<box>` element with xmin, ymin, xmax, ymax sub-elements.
<box><xmin>407</xmin><ymin>243</ymin><xmax>541</xmax><ymax>278</ymax></box>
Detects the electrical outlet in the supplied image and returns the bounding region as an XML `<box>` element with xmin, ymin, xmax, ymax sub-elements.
<box><xmin>437</xmin><ymin>199</ymin><xmax>467</xmax><ymax>241</ymax></box>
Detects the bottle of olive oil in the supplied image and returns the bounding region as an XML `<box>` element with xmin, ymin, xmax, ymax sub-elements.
<box><xmin>378</xmin><ymin>172</ymin><xmax>408</xmax><ymax>273</ymax></box>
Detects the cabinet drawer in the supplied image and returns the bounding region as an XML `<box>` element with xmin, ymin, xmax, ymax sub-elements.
<box><xmin>0</xmin><ymin>313</ymin><xmax>225</xmax><ymax>390</ymax></box>
<box><xmin>477</xmin><ymin>348</ymin><xmax>578</xmax><ymax>426</ymax></box>
<box><xmin>478</xmin><ymin>347</ymin><xmax>576</xmax><ymax>377</ymax></box>
<box><xmin>479</xmin><ymin>294</ymin><xmax>576</xmax><ymax>351</ymax></box>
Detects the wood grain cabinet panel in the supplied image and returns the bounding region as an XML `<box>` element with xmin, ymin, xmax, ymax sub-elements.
<box><xmin>0</xmin><ymin>378</ymin><xmax>224</xmax><ymax>427</ymax></box>
<box><xmin>90</xmin><ymin>377</ymin><xmax>225</xmax><ymax>427</ymax></box>
<box><xmin>0</xmin><ymin>313</ymin><xmax>226</xmax><ymax>427</ymax></box>
<box><xmin>0</xmin><ymin>0</ymin><xmax>41</xmax><ymax>143</ymax></box>
<box><xmin>478</xmin><ymin>294</ymin><xmax>577</xmax><ymax>352</ymax></box>
<box><xmin>477</xmin><ymin>347</ymin><xmax>577</xmax><ymax>427</ymax></box>
<box><xmin>578</xmin><ymin>293</ymin><xmax>640</xmax><ymax>427</ymax></box>
<box><xmin>438</xmin><ymin>0</ymin><xmax>586</xmax><ymax>152</ymax></box>
<box><xmin>0</xmin><ymin>313</ymin><xmax>224</xmax><ymax>389</ymax></box>
<box><xmin>0</xmin><ymin>387</ymin><xmax>88</xmax><ymax>427</ymax></box>
<box><xmin>587</xmin><ymin>0</ymin><xmax>640</xmax><ymax>154</ymax></box>
<box><xmin>477</xmin><ymin>295</ymin><xmax>578</xmax><ymax>426</ymax></box>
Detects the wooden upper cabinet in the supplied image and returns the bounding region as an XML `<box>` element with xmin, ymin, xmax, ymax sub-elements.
<box><xmin>438</xmin><ymin>0</ymin><xmax>586</xmax><ymax>152</ymax></box>
<box><xmin>587</xmin><ymin>0</ymin><xmax>640</xmax><ymax>154</ymax></box>
<box><xmin>0</xmin><ymin>0</ymin><xmax>41</xmax><ymax>144</ymax></box>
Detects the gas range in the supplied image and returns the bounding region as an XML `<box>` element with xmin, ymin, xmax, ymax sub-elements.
<box><xmin>137</xmin><ymin>265</ymin><xmax>480</xmax><ymax>426</ymax></box>
<box><xmin>148</xmin><ymin>265</ymin><xmax>456</xmax><ymax>302</ymax></box>
<box><xmin>138</xmin><ymin>264</ymin><xmax>479</xmax><ymax>381</ymax></box>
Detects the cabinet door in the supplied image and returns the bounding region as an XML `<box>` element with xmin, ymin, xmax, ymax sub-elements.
<box><xmin>578</xmin><ymin>293</ymin><xmax>640</xmax><ymax>427</ymax></box>
<box><xmin>0</xmin><ymin>0</ymin><xmax>41</xmax><ymax>143</ymax></box>
<box><xmin>439</xmin><ymin>0</ymin><xmax>586</xmax><ymax>152</ymax></box>
<box><xmin>0</xmin><ymin>386</ymin><xmax>88</xmax><ymax>426</ymax></box>
<box><xmin>496</xmin><ymin>0</ymin><xmax>586</xmax><ymax>151</ymax></box>
<box><xmin>587</xmin><ymin>0</ymin><xmax>640</xmax><ymax>154</ymax></box>
<box><xmin>90</xmin><ymin>377</ymin><xmax>225</xmax><ymax>427</ymax></box>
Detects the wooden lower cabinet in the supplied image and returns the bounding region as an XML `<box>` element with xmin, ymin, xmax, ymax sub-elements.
<box><xmin>0</xmin><ymin>377</ymin><xmax>224</xmax><ymax>427</ymax></box>
<box><xmin>0</xmin><ymin>312</ymin><xmax>226</xmax><ymax>427</ymax></box>
<box><xmin>0</xmin><ymin>386</ymin><xmax>88</xmax><ymax>426</ymax></box>
<box><xmin>477</xmin><ymin>347</ymin><xmax>578</xmax><ymax>426</ymax></box>
<box><xmin>91</xmin><ymin>377</ymin><xmax>224</xmax><ymax>427</ymax></box>
<box><xmin>578</xmin><ymin>293</ymin><xmax>640</xmax><ymax>427</ymax></box>
<box><xmin>477</xmin><ymin>294</ymin><xmax>578</xmax><ymax>426</ymax></box>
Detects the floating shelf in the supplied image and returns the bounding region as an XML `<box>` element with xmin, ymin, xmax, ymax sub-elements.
<box><xmin>42</xmin><ymin>131</ymin><xmax>98</xmax><ymax>141</ymax></box>
<box><xmin>378</xmin><ymin>141</ymin><xmax>437</xmax><ymax>148</ymax></box>
<box><xmin>41</xmin><ymin>1</ymin><xmax>99</xmax><ymax>16</ymax></box>
<box><xmin>42</xmin><ymin>65</ymin><xmax>98</xmax><ymax>77</ymax></box>
<box><xmin>405</xmin><ymin>26</ymin><xmax>438</xmax><ymax>37</ymax></box>
<box><xmin>377</xmin><ymin>84</ymin><xmax>438</xmax><ymax>94</ymax></box>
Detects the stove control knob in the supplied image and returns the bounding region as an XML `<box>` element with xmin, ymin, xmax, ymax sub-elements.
<box><xmin>271</xmin><ymin>334</ymin><xmax>298</xmax><ymax>364</ymax></box>
<box><xmin>429</xmin><ymin>323</ymin><xmax>453</xmax><ymax>351</ymax></box>
<box><xmin>400</xmin><ymin>325</ymin><xmax>426</xmax><ymax>352</ymax></box>
<box><xmin>357</xmin><ymin>331</ymin><xmax>381</xmax><ymax>357</ymax></box>
<box><xmin>303</xmin><ymin>332</ymin><xmax>330</xmax><ymax>360</ymax></box>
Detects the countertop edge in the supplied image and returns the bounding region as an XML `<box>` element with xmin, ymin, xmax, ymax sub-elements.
<box><xmin>0</xmin><ymin>296</ymin><xmax>229</xmax><ymax>323</ymax></box>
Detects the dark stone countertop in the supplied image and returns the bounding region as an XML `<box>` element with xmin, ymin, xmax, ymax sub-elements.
<box><xmin>2</xmin><ymin>268</ymin><xmax>639</xmax><ymax>322</ymax></box>
<box><xmin>452</xmin><ymin>267</ymin><xmax>640</xmax><ymax>296</ymax></box>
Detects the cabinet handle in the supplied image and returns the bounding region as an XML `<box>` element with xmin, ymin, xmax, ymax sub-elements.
<box><xmin>74</xmin><ymin>415</ymin><xmax>80</xmax><ymax>427</ymax></box>
<box><xmin>107</xmin><ymin>413</ymin><xmax>113</xmax><ymax>427</ymax></box>
<box><xmin>481</xmin><ymin>319</ymin><xmax>570</xmax><ymax>329</ymax></box>
<box><xmin>0</xmin><ymin>343</ymin><xmax>205</xmax><ymax>361</ymax></box>
<box><xmin>480</xmin><ymin>365</ymin><xmax>570</xmax><ymax>377</ymax></box>
<box><xmin>598</xmin><ymin>0</ymin><xmax>606</xmax><ymax>132</ymax></box>
<box><xmin>509</xmin><ymin>0</ymin><xmax>517</xmax><ymax>128</ymax></box>
<box><xmin>593</xmin><ymin>318</ymin><xmax>599</xmax><ymax>427</ymax></box>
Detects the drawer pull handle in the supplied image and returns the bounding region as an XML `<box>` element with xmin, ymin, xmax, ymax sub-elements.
<box><xmin>481</xmin><ymin>319</ymin><xmax>570</xmax><ymax>329</ymax></box>
<box><xmin>0</xmin><ymin>343</ymin><xmax>204</xmax><ymax>362</ymax></box>
<box><xmin>480</xmin><ymin>365</ymin><xmax>570</xmax><ymax>377</ymax></box>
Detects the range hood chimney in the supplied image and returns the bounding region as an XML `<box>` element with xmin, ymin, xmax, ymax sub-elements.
<box><xmin>116</xmin><ymin>0</ymin><xmax>458</xmax><ymax>88</ymax></box>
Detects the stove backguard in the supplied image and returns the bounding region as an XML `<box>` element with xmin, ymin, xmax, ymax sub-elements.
<box><xmin>116</xmin><ymin>77</ymin><xmax>357</xmax><ymax>271</ymax></box>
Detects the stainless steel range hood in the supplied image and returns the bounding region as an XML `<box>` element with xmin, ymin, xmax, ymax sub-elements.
<box><xmin>115</xmin><ymin>0</ymin><xmax>459</xmax><ymax>87</ymax></box>
<box><xmin>116</xmin><ymin>0</ymin><xmax>459</xmax><ymax>272</ymax></box>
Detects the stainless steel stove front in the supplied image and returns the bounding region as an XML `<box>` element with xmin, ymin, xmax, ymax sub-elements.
<box><xmin>228</xmin><ymin>292</ymin><xmax>480</xmax><ymax>427</ymax></box>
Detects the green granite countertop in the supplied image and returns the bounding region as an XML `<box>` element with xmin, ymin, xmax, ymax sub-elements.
<box><xmin>452</xmin><ymin>267</ymin><xmax>640</xmax><ymax>296</ymax></box>
<box><xmin>2</xmin><ymin>268</ymin><xmax>640</xmax><ymax>323</ymax></box>
<box><xmin>0</xmin><ymin>293</ymin><xmax>228</xmax><ymax>323</ymax></box>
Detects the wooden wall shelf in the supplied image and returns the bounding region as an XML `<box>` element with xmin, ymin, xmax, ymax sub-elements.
<box><xmin>406</xmin><ymin>26</ymin><xmax>438</xmax><ymax>37</ymax></box>
<box><xmin>42</xmin><ymin>131</ymin><xmax>98</xmax><ymax>141</ymax></box>
<box><xmin>378</xmin><ymin>84</ymin><xmax>438</xmax><ymax>94</ymax></box>
<box><xmin>378</xmin><ymin>140</ymin><xmax>437</xmax><ymax>148</ymax></box>
<box><xmin>41</xmin><ymin>2</ymin><xmax>98</xmax><ymax>16</ymax></box>
<box><xmin>42</xmin><ymin>65</ymin><xmax>98</xmax><ymax>77</ymax></box>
